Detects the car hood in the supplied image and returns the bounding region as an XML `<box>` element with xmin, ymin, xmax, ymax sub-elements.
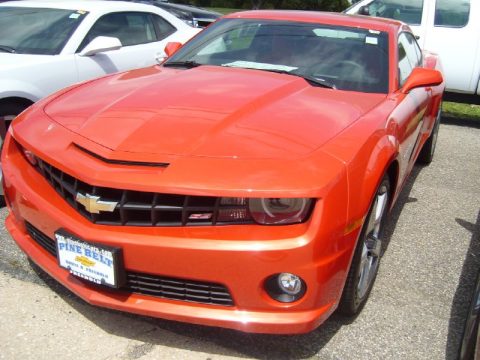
<box><xmin>0</xmin><ymin>53</ymin><xmax>56</xmax><ymax>70</ymax></box>
<box><xmin>44</xmin><ymin>65</ymin><xmax>385</xmax><ymax>161</ymax></box>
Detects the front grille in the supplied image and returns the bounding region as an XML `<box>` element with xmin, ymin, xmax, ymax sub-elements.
<box><xmin>125</xmin><ymin>272</ymin><xmax>234</xmax><ymax>306</ymax></box>
<box><xmin>35</xmin><ymin>158</ymin><xmax>253</xmax><ymax>227</ymax></box>
<box><xmin>25</xmin><ymin>222</ymin><xmax>234</xmax><ymax>306</ymax></box>
<box><xmin>26</xmin><ymin>222</ymin><xmax>57</xmax><ymax>256</ymax></box>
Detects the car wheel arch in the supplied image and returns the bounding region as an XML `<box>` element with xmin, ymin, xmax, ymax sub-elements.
<box><xmin>0</xmin><ymin>97</ymin><xmax>34</xmax><ymax>112</ymax></box>
<box><xmin>0</xmin><ymin>97</ymin><xmax>35</xmax><ymax>139</ymax></box>
<box><xmin>349</xmin><ymin>154</ymin><xmax>398</xmax><ymax>250</ymax></box>
<box><xmin>335</xmin><ymin>155</ymin><xmax>398</xmax><ymax>313</ymax></box>
<box><xmin>350</xmin><ymin>136</ymin><xmax>398</xmax><ymax>222</ymax></box>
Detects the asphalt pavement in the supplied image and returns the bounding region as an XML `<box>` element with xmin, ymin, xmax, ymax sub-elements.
<box><xmin>0</xmin><ymin>122</ymin><xmax>479</xmax><ymax>360</ymax></box>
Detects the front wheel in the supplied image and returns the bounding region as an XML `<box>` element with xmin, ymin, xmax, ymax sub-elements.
<box><xmin>0</xmin><ymin>101</ymin><xmax>29</xmax><ymax>140</ymax></box>
<box><xmin>338</xmin><ymin>176</ymin><xmax>390</xmax><ymax>316</ymax></box>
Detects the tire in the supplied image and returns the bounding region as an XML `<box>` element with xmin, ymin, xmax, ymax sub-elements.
<box><xmin>418</xmin><ymin>104</ymin><xmax>441</xmax><ymax>165</ymax></box>
<box><xmin>338</xmin><ymin>175</ymin><xmax>390</xmax><ymax>316</ymax></box>
<box><xmin>0</xmin><ymin>102</ymin><xmax>28</xmax><ymax>140</ymax></box>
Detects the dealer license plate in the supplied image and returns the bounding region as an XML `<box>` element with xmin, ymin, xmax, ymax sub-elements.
<box><xmin>55</xmin><ymin>230</ymin><xmax>124</xmax><ymax>288</ymax></box>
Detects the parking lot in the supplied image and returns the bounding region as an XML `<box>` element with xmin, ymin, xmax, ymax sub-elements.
<box><xmin>0</xmin><ymin>121</ymin><xmax>479</xmax><ymax>360</ymax></box>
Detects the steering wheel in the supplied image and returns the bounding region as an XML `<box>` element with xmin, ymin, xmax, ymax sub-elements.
<box><xmin>333</xmin><ymin>60</ymin><xmax>365</xmax><ymax>73</ymax></box>
<box><xmin>309</xmin><ymin>60</ymin><xmax>364</xmax><ymax>78</ymax></box>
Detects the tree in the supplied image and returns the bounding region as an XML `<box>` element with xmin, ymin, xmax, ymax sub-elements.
<box><xmin>251</xmin><ymin>0</ymin><xmax>264</xmax><ymax>9</ymax></box>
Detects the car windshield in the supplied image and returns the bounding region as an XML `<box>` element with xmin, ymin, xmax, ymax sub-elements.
<box><xmin>0</xmin><ymin>7</ymin><xmax>88</xmax><ymax>55</ymax></box>
<box><xmin>165</xmin><ymin>18</ymin><xmax>389</xmax><ymax>93</ymax></box>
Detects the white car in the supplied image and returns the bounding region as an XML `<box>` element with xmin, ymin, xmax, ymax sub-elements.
<box><xmin>345</xmin><ymin>0</ymin><xmax>480</xmax><ymax>100</ymax></box>
<box><xmin>0</xmin><ymin>0</ymin><xmax>200</xmax><ymax>135</ymax></box>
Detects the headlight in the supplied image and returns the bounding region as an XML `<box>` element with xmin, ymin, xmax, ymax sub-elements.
<box><xmin>248</xmin><ymin>198</ymin><xmax>313</xmax><ymax>225</ymax></box>
<box><xmin>14</xmin><ymin>139</ymin><xmax>38</xmax><ymax>166</ymax></box>
<box><xmin>214</xmin><ymin>197</ymin><xmax>313</xmax><ymax>225</ymax></box>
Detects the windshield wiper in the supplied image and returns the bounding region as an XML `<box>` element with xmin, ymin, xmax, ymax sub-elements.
<box><xmin>301</xmin><ymin>75</ymin><xmax>337</xmax><ymax>89</ymax></box>
<box><xmin>0</xmin><ymin>45</ymin><xmax>16</xmax><ymax>53</ymax></box>
<box><xmin>261</xmin><ymin>68</ymin><xmax>336</xmax><ymax>89</ymax></box>
<box><xmin>163</xmin><ymin>60</ymin><xmax>202</xmax><ymax>69</ymax></box>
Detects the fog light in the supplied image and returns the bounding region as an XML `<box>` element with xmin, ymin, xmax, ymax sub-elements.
<box><xmin>278</xmin><ymin>273</ymin><xmax>302</xmax><ymax>295</ymax></box>
<box><xmin>265</xmin><ymin>273</ymin><xmax>306</xmax><ymax>303</ymax></box>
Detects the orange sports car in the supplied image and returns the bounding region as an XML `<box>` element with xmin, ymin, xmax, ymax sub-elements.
<box><xmin>2</xmin><ymin>10</ymin><xmax>444</xmax><ymax>334</ymax></box>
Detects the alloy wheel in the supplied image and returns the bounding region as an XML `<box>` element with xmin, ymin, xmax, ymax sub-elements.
<box><xmin>357</xmin><ymin>183</ymin><xmax>389</xmax><ymax>299</ymax></box>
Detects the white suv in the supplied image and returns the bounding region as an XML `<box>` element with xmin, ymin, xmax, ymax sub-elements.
<box><xmin>345</xmin><ymin>0</ymin><xmax>480</xmax><ymax>99</ymax></box>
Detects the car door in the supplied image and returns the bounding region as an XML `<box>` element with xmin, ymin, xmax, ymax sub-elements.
<box><xmin>391</xmin><ymin>32</ymin><xmax>432</xmax><ymax>182</ymax></box>
<box><xmin>421</xmin><ymin>0</ymin><xmax>480</xmax><ymax>93</ymax></box>
<box><xmin>74</xmin><ymin>11</ymin><xmax>177</xmax><ymax>82</ymax></box>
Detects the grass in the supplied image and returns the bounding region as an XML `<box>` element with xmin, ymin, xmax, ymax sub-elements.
<box><xmin>443</xmin><ymin>101</ymin><xmax>480</xmax><ymax>121</ymax></box>
<box><xmin>207</xmin><ymin>7</ymin><xmax>243</xmax><ymax>15</ymax></box>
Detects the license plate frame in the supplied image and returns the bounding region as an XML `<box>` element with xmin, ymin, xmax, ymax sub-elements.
<box><xmin>55</xmin><ymin>229</ymin><xmax>125</xmax><ymax>288</ymax></box>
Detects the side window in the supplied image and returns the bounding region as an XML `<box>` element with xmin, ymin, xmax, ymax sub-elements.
<box><xmin>405</xmin><ymin>33</ymin><xmax>422</xmax><ymax>67</ymax></box>
<box><xmin>413</xmin><ymin>38</ymin><xmax>422</xmax><ymax>65</ymax></box>
<box><xmin>398</xmin><ymin>40</ymin><xmax>412</xmax><ymax>87</ymax></box>
<box><xmin>151</xmin><ymin>14</ymin><xmax>176</xmax><ymax>41</ymax></box>
<box><xmin>79</xmin><ymin>12</ymin><xmax>157</xmax><ymax>51</ymax></box>
<box><xmin>434</xmin><ymin>0</ymin><xmax>470</xmax><ymax>27</ymax></box>
<box><xmin>361</xmin><ymin>0</ymin><xmax>424</xmax><ymax>25</ymax></box>
<box><xmin>398</xmin><ymin>33</ymin><xmax>421</xmax><ymax>87</ymax></box>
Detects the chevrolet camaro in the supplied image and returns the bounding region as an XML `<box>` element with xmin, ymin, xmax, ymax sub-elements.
<box><xmin>2</xmin><ymin>11</ymin><xmax>444</xmax><ymax>334</ymax></box>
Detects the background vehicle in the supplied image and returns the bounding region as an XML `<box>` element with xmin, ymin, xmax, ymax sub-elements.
<box><xmin>0</xmin><ymin>0</ymin><xmax>200</xmax><ymax>138</ymax></box>
<box><xmin>152</xmin><ymin>0</ymin><xmax>221</xmax><ymax>28</ymax></box>
<box><xmin>3</xmin><ymin>11</ymin><xmax>444</xmax><ymax>334</ymax></box>
<box><xmin>113</xmin><ymin>0</ymin><xmax>221</xmax><ymax>28</ymax></box>
<box><xmin>345</xmin><ymin>0</ymin><xmax>480</xmax><ymax>102</ymax></box>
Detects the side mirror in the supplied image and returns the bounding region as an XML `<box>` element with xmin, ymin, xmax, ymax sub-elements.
<box><xmin>359</xmin><ymin>5</ymin><xmax>370</xmax><ymax>15</ymax></box>
<box><xmin>164</xmin><ymin>42</ymin><xmax>182</xmax><ymax>58</ymax></box>
<box><xmin>79</xmin><ymin>36</ymin><xmax>122</xmax><ymax>57</ymax></box>
<box><xmin>401</xmin><ymin>67</ymin><xmax>443</xmax><ymax>94</ymax></box>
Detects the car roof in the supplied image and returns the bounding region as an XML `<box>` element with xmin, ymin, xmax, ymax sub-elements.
<box><xmin>0</xmin><ymin>0</ymin><xmax>162</xmax><ymax>13</ymax></box>
<box><xmin>225</xmin><ymin>10</ymin><xmax>403</xmax><ymax>33</ymax></box>
<box><xmin>155</xmin><ymin>2</ymin><xmax>221</xmax><ymax>18</ymax></box>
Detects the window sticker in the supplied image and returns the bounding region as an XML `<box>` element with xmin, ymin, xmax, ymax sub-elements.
<box><xmin>365</xmin><ymin>36</ymin><xmax>378</xmax><ymax>45</ymax></box>
<box><xmin>69</xmin><ymin>13</ymin><xmax>80</xmax><ymax>19</ymax></box>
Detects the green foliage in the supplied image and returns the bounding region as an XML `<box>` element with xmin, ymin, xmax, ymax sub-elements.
<box><xmin>190</xmin><ymin>0</ymin><xmax>350</xmax><ymax>11</ymax></box>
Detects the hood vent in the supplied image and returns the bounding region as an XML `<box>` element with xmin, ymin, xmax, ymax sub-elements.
<box><xmin>74</xmin><ymin>144</ymin><xmax>169</xmax><ymax>168</ymax></box>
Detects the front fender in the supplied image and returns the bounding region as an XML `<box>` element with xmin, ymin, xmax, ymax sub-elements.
<box><xmin>322</xmin><ymin>107</ymin><xmax>398</xmax><ymax>234</ymax></box>
<box><xmin>347</xmin><ymin>133</ymin><xmax>398</xmax><ymax>228</ymax></box>
<box><xmin>0</xmin><ymin>79</ymin><xmax>43</xmax><ymax>103</ymax></box>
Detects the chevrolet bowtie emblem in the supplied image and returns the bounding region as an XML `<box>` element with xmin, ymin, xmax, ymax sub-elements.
<box><xmin>75</xmin><ymin>193</ymin><xmax>118</xmax><ymax>214</ymax></box>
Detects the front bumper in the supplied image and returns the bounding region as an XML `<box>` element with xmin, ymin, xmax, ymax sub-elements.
<box><xmin>7</xmin><ymin>214</ymin><xmax>336</xmax><ymax>333</ymax></box>
<box><xmin>2</xmin><ymin>135</ymin><xmax>360</xmax><ymax>334</ymax></box>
